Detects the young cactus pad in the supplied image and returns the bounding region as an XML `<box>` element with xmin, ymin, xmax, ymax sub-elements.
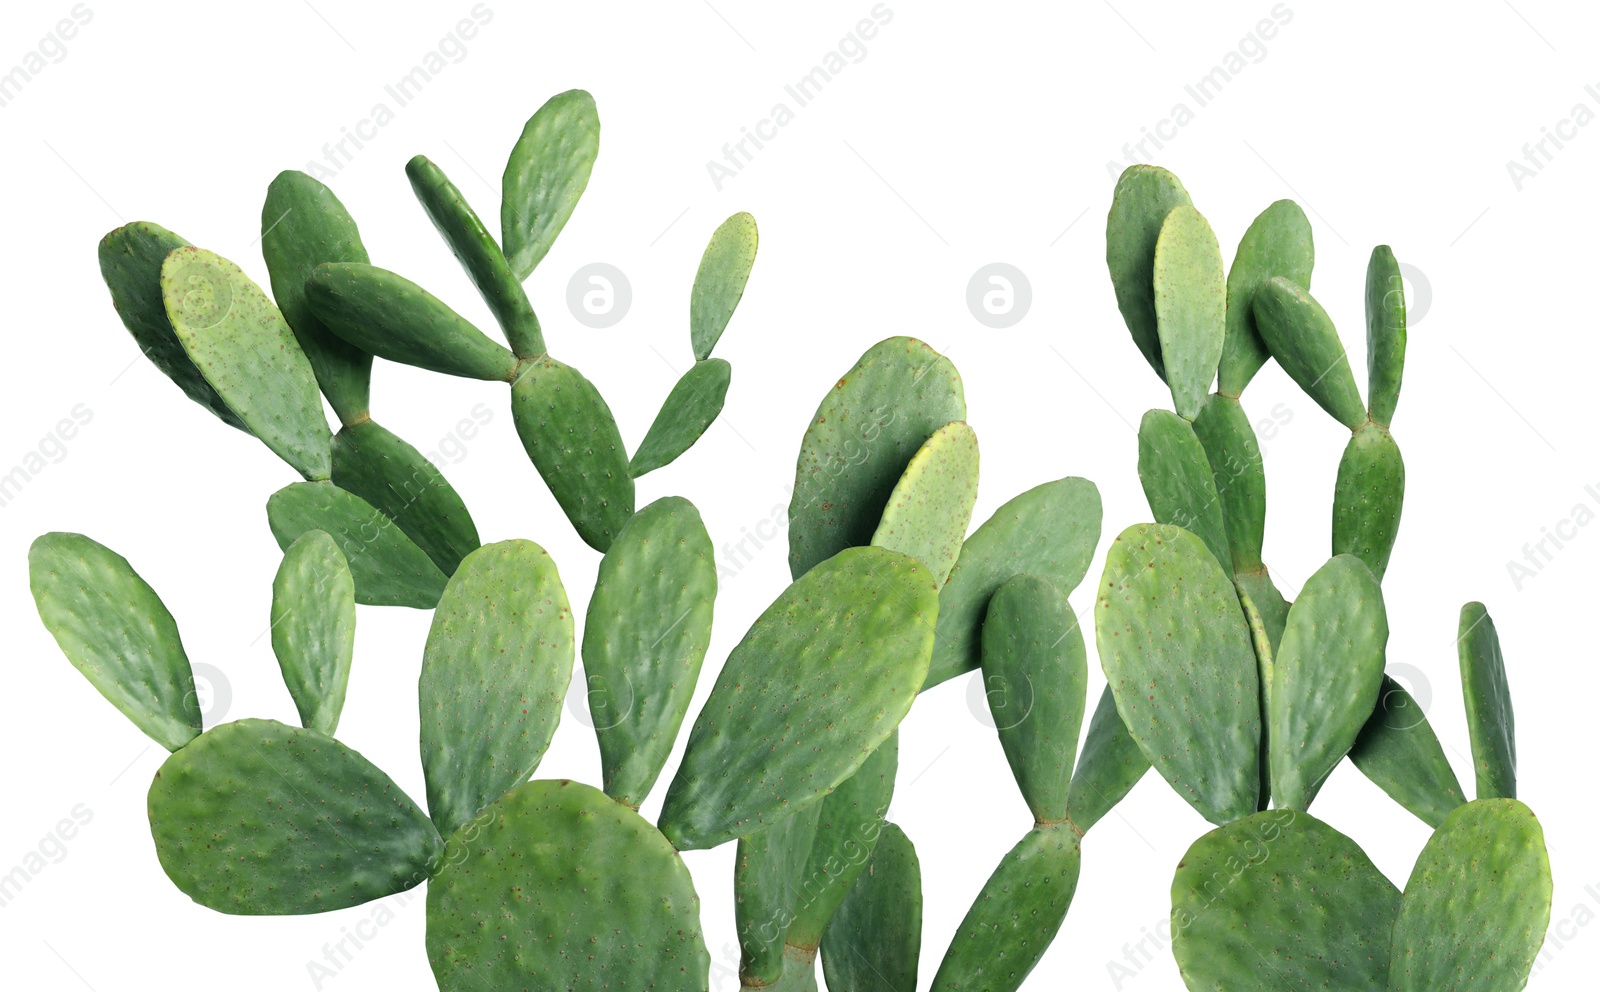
<box><xmin>267</xmin><ymin>480</ymin><xmax>448</xmax><ymax>608</ymax></box>
<box><xmin>818</xmin><ymin>821</ymin><xmax>922</xmax><ymax>992</ymax></box>
<box><xmin>269</xmin><ymin>530</ymin><xmax>356</xmax><ymax>736</ymax></box>
<box><xmin>500</xmin><ymin>88</ymin><xmax>599</xmax><ymax>280</ymax></box>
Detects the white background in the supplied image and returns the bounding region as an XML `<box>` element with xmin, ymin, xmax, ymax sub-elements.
<box><xmin>1</xmin><ymin>1</ymin><xmax>1595</xmax><ymax>989</ymax></box>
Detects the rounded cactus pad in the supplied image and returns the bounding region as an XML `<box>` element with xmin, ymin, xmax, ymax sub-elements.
<box><xmin>1105</xmin><ymin>163</ymin><xmax>1192</xmax><ymax>381</ymax></box>
<box><xmin>691</xmin><ymin>211</ymin><xmax>759</xmax><ymax>361</ymax></box>
<box><xmin>500</xmin><ymin>89</ymin><xmax>599</xmax><ymax>280</ymax></box>
<box><xmin>1349</xmin><ymin>674</ymin><xmax>1465</xmax><ymax>828</ymax></box>
<box><xmin>1332</xmin><ymin>423</ymin><xmax>1405</xmax><ymax>583</ymax></box>
<box><xmin>1219</xmin><ymin>198</ymin><xmax>1314</xmax><ymax>397</ymax></box>
<box><xmin>870</xmin><ymin>420</ymin><xmax>980</xmax><ymax>586</ymax></box>
<box><xmin>270</xmin><ymin>530</ymin><xmax>356</xmax><ymax>736</ymax></box>
<box><xmin>1152</xmin><ymin>204</ymin><xmax>1227</xmax><ymax>420</ymax></box>
<box><xmin>425</xmin><ymin>778</ymin><xmax>708</xmax><ymax>991</ymax></box>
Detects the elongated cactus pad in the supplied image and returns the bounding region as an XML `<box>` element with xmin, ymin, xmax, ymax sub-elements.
<box><xmin>1095</xmin><ymin>523</ymin><xmax>1260</xmax><ymax>824</ymax></box>
<box><xmin>270</xmin><ymin>530</ymin><xmax>355</xmax><ymax>735</ymax></box>
<box><xmin>261</xmin><ymin>170</ymin><xmax>373</xmax><ymax>423</ymax></box>
<box><xmin>1269</xmin><ymin>554</ymin><xmax>1388</xmax><ymax>811</ymax></box>
<box><xmin>1219</xmin><ymin>199</ymin><xmax>1314</xmax><ymax>396</ymax></box>
<box><xmin>869</xmin><ymin>421</ymin><xmax>980</xmax><ymax>585</ymax></box>
<box><xmin>629</xmin><ymin>358</ymin><xmax>732</xmax><ymax>478</ymax></box>
<box><xmin>1457</xmin><ymin>601</ymin><xmax>1516</xmax><ymax>799</ymax></box>
<box><xmin>691</xmin><ymin>211</ymin><xmax>758</xmax><ymax>361</ymax></box>
<box><xmin>1389</xmin><ymin>799</ymin><xmax>1551</xmax><ymax>992</ymax></box>
<box><xmin>1365</xmin><ymin>245</ymin><xmax>1407</xmax><ymax>428</ymax></box>
<box><xmin>1234</xmin><ymin>566</ymin><xmax>1290</xmax><ymax>653</ymax></box>
<box><xmin>98</xmin><ymin>222</ymin><xmax>248</xmax><ymax>431</ymax></box>
<box><xmin>1251</xmin><ymin>275</ymin><xmax>1367</xmax><ymax>430</ymax></box>
<box><xmin>510</xmin><ymin>355</ymin><xmax>634</xmax><ymax>551</ymax></box>
<box><xmin>406</xmin><ymin>154</ymin><xmax>544</xmax><ymax>359</ymax></box>
<box><xmin>501</xmin><ymin>89</ymin><xmax>599</xmax><ymax>279</ymax></box>
<box><xmin>924</xmin><ymin>477</ymin><xmax>1101</xmax><ymax>689</ymax></box>
<box><xmin>148</xmin><ymin>718</ymin><xmax>441</xmax><ymax>914</ymax></box>
<box><xmin>424</xmin><ymin>779</ymin><xmax>708</xmax><ymax>991</ymax></box>
<box><xmin>1332</xmin><ymin>423</ymin><xmax>1405</xmax><ymax>582</ymax></box>
<box><xmin>658</xmin><ymin>547</ymin><xmax>936</xmax><ymax>850</ymax></box>
<box><xmin>981</xmin><ymin>575</ymin><xmax>1086</xmax><ymax>825</ymax></box>
<box><xmin>929</xmin><ymin>825</ymin><xmax>1081</xmax><ymax>992</ymax></box>
<box><xmin>737</xmin><ymin>804</ymin><xmax>824</xmax><ymax>985</ymax></box>
<box><xmin>1106</xmin><ymin>164</ymin><xmax>1192</xmax><ymax>379</ymax></box>
<box><xmin>1191</xmin><ymin>392</ymin><xmax>1266</xmax><ymax>574</ymax></box>
<box><xmin>419</xmin><ymin>540</ymin><xmax>573</xmax><ymax>838</ymax></box>
<box><xmin>1137</xmin><ymin>408</ymin><xmax>1231</xmax><ymax>576</ymax></box>
<box><xmin>1066</xmin><ymin>685</ymin><xmax>1150</xmax><ymax>835</ymax></box>
<box><xmin>162</xmin><ymin>246</ymin><xmax>332</xmax><ymax>479</ymax></box>
<box><xmin>1171</xmin><ymin>810</ymin><xmax>1400</xmax><ymax>991</ymax></box>
<box><xmin>789</xmin><ymin>336</ymin><xmax>966</xmax><ymax>579</ymax></box>
<box><xmin>1349</xmin><ymin>675</ymin><xmax>1465</xmax><ymax>828</ymax></box>
<box><xmin>306</xmin><ymin>262</ymin><xmax>519</xmax><ymax>381</ymax></box>
<box><xmin>582</xmin><ymin>496</ymin><xmax>716</xmax><ymax>807</ymax></box>
<box><xmin>267</xmin><ymin>481</ymin><xmax>447</xmax><ymax>608</ymax></box>
<box><xmin>29</xmin><ymin>532</ymin><xmax>201</xmax><ymax>750</ymax></box>
<box><xmin>820</xmin><ymin>821</ymin><xmax>921</xmax><ymax>992</ymax></box>
<box><xmin>331</xmin><ymin>418</ymin><xmax>480</xmax><ymax>576</ymax></box>
<box><xmin>1153</xmin><ymin>204</ymin><xmax>1226</xmax><ymax>419</ymax></box>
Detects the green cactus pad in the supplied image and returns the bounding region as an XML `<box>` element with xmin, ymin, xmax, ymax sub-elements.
<box><xmin>306</xmin><ymin>262</ymin><xmax>519</xmax><ymax>381</ymax></box>
<box><xmin>923</xmin><ymin>477</ymin><xmax>1101</xmax><ymax>690</ymax></box>
<box><xmin>1332</xmin><ymin>423</ymin><xmax>1405</xmax><ymax>583</ymax></box>
<box><xmin>1171</xmin><ymin>809</ymin><xmax>1399</xmax><ymax>990</ymax></box>
<box><xmin>1269</xmin><ymin>554</ymin><xmax>1388</xmax><ymax>811</ymax></box>
<box><xmin>1066</xmin><ymin>685</ymin><xmax>1150</xmax><ymax>835</ymax></box>
<box><xmin>582</xmin><ymin>496</ymin><xmax>716</xmax><ymax>808</ymax></box>
<box><xmin>98</xmin><ymin>222</ymin><xmax>248</xmax><ymax>432</ymax></box>
<box><xmin>406</xmin><ymin>154</ymin><xmax>544</xmax><ymax>359</ymax></box>
<box><xmin>658</xmin><ymin>547</ymin><xmax>936</xmax><ymax>850</ymax></box>
<box><xmin>148</xmin><ymin>718</ymin><xmax>441</xmax><ymax>914</ymax></box>
<box><xmin>1365</xmin><ymin>245</ymin><xmax>1407</xmax><ymax>428</ymax></box>
<box><xmin>424</xmin><ymin>778</ymin><xmax>708</xmax><ymax>991</ymax></box>
<box><xmin>737</xmin><ymin>804</ymin><xmax>825</xmax><ymax>985</ymax></box>
<box><xmin>419</xmin><ymin>540</ymin><xmax>574</xmax><ymax>838</ymax></box>
<box><xmin>1251</xmin><ymin>276</ymin><xmax>1367</xmax><ymax>430</ymax></box>
<box><xmin>260</xmin><ymin>170</ymin><xmax>373</xmax><ymax>423</ymax></box>
<box><xmin>789</xmin><ymin>336</ymin><xmax>966</xmax><ymax>580</ymax></box>
<box><xmin>869</xmin><ymin>421</ymin><xmax>980</xmax><ymax>585</ymax></box>
<box><xmin>1457</xmin><ymin>602</ymin><xmax>1516</xmax><ymax>799</ymax></box>
<box><xmin>1095</xmin><ymin>522</ymin><xmax>1260</xmax><ymax>824</ymax></box>
<box><xmin>691</xmin><ymin>211</ymin><xmax>759</xmax><ymax>361</ymax></box>
<box><xmin>1152</xmin><ymin>204</ymin><xmax>1227</xmax><ymax>419</ymax></box>
<box><xmin>1191</xmin><ymin>392</ymin><xmax>1266</xmax><ymax>574</ymax></box>
<box><xmin>1349</xmin><ymin>675</ymin><xmax>1465</xmax><ymax>828</ymax></box>
<box><xmin>330</xmin><ymin>418</ymin><xmax>480</xmax><ymax>576</ymax></box>
<box><xmin>162</xmin><ymin>246</ymin><xmax>332</xmax><ymax>479</ymax></box>
<box><xmin>29</xmin><ymin>532</ymin><xmax>201</xmax><ymax>750</ymax></box>
<box><xmin>510</xmin><ymin>355</ymin><xmax>634</xmax><ymax>552</ymax></box>
<box><xmin>1219</xmin><ymin>199</ymin><xmax>1314</xmax><ymax>397</ymax></box>
<box><xmin>1137</xmin><ymin>408</ymin><xmax>1232</xmax><ymax>576</ymax></box>
<box><xmin>820</xmin><ymin>821</ymin><xmax>921</xmax><ymax>992</ymax></box>
<box><xmin>981</xmin><ymin>575</ymin><xmax>1087</xmax><ymax>825</ymax></box>
<box><xmin>1234</xmin><ymin>566</ymin><xmax>1290</xmax><ymax>653</ymax></box>
<box><xmin>270</xmin><ymin>530</ymin><xmax>355</xmax><ymax>735</ymax></box>
<box><xmin>1105</xmin><ymin>164</ymin><xmax>1192</xmax><ymax>380</ymax></box>
<box><xmin>501</xmin><ymin>89</ymin><xmax>599</xmax><ymax>279</ymax></box>
<box><xmin>1238</xmin><ymin>584</ymin><xmax>1277</xmax><ymax>812</ymax></box>
<box><xmin>929</xmin><ymin>825</ymin><xmax>1081</xmax><ymax>992</ymax></box>
<box><xmin>266</xmin><ymin>481</ymin><xmax>447</xmax><ymax>608</ymax></box>
<box><xmin>628</xmin><ymin>357</ymin><xmax>732</xmax><ymax>478</ymax></box>
<box><xmin>1389</xmin><ymin>799</ymin><xmax>1551</xmax><ymax>992</ymax></box>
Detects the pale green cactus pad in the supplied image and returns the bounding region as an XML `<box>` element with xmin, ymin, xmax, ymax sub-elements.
<box><xmin>1095</xmin><ymin>522</ymin><xmax>1260</xmax><ymax>824</ymax></box>
<box><xmin>1234</xmin><ymin>566</ymin><xmax>1291</xmax><ymax>653</ymax></box>
<box><xmin>1137</xmin><ymin>408</ymin><xmax>1231</xmax><ymax>576</ymax></box>
<box><xmin>923</xmin><ymin>476</ymin><xmax>1101</xmax><ymax>689</ymax></box>
<box><xmin>1152</xmin><ymin>204</ymin><xmax>1226</xmax><ymax>419</ymax></box>
<box><xmin>270</xmin><ymin>530</ymin><xmax>356</xmax><ymax>736</ymax></box>
<box><xmin>1191</xmin><ymin>392</ymin><xmax>1266</xmax><ymax>574</ymax></box>
<box><xmin>1349</xmin><ymin>675</ymin><xmax>1465</xmax><ymax>828</ymax></box>
<box><xmin>930</xmin><ymin>825</ymin><xmax>1081</xmax><ymax>992</ymax></box>
<box><xmin>1066</xmin><ymin>685</ymin><xmax>1150</xmax><ymax>835</ymax></box>
<box><xmin>424</xmin><ymin>778</ymin><xmax>708</xmax><ymax>992</ymax></box>
<box><xmin>1251</xmin><ymin>275</ymin><xmax>1368</xmax><ymax>430</ymax></box>
<box><xmin>500</xmin><ymin>89</ymin><xmax>599</xmax><ymax>280</ymax></box>
<box><xmin>1219</xmin><ymin>198</ymin><xmax>1314</xmax><ymax>396</ymax></box>
<box><xmin>162</xmin><ymin>246</ymin><xmax>332</xmax><ymax>479</ymax></box>
<box><xmin>1106</xmin><ymin>164</ymin><xmax>1192</xmax><ymax>379</ymax></box>
<box><xmin>629</xmin><ymin>358</ymin><xmax>732</xmax><ymax>478</ymax></box>
<box><xmin>29</xmin><ymin>532</ymin><xmax>201</xmax><ymax>751</ymax></box>
<box><xmin>260</xmin><ymin>170</ymin><xmax>373</xmax><ymax>423</ymax></box>
<box><xmin>98</xmin><ymin>222</ymin><xmax>248</xmax><ymax>431</ymax></box>
<box><xmin>691</xmin><ymin>211</ymin><xmax>759</xmax><ymax>361</ymax></box>
<box><xmin>1389</xmin><ymin>799</ymin><xmax>1551</xmax><ymax>992</ymax></box>
<box><xmin>658</xmin><ymin>547</ymin><xmax>936</xmax><ymax>850</ymax></box>
<box><xmin>820</xmin><ymin>821</ymin><xmax>921</xmax><ymax>992</ymax></box>
<box><xmin>870</xmin><ymin>420</ymin><xmax>980</xmax><ymax>585</ymax></box>
<box><xmin>148</xmin><ymin>718</ymin><xmax>441</xmax><ymax>914</ymax></box>
<box><xmin>1332</xmin><ymin>423</ymin><xmax>1404</xmax><ymax>582</ymax></box>
<box><xmin>789</xmin><ymin>336</ymin><xmax>966</xmax><ymax>580</ymax></box>
<box><xmin>1457</xmin><ymin>601</ymin><xmax>1516</xmax><ymax>799</ymax></box>
<box><xmin>1365</xmin><ymin>244</ymin><xmax>1407</xmax><ymax>428</ymax></box>
<box><xmin>1170</xmin><ymin>810</ymin><xmax>1400</xmax><ymax>991</ymax></box>
<box><xmin>331</xmin><ymin>419</ymin><xmax>480</xmax><ymax>576</ymax></box>
<box><xmin>736</xmin><ymin>804</ymin><xmax>824</xmax><ymax>986</ymax></box>
<box><xmin>581</xmin><ymin>496</ymin><xmax>716</xmax><ymax>808</ymax></box>
<box><xmin>266</xmin><ymin>481</ymin><xmax>448</xmax><ymax>608</ymax></box>
<box><xmin>419</xmin><ymin>540</ymin><xmax>573</xmax><ymax>838</ymax></box>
